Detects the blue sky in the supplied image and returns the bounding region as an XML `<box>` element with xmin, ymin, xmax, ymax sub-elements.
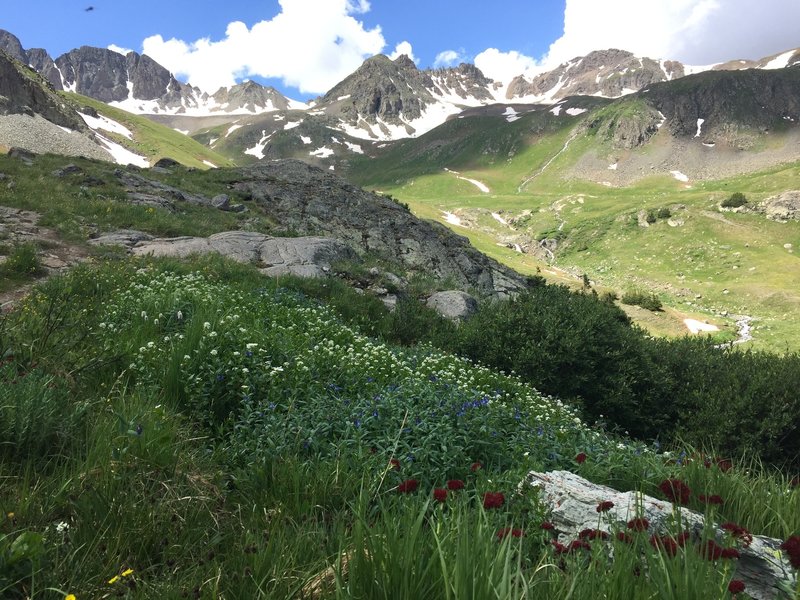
<box><xmin>3</xmin><ymin>0</ymin><xmax>799</xmax><ymax>99</ymax></box>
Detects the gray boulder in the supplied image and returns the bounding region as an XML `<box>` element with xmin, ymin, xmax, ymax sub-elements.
<box><xmin>522</xmin><ymin>471</ymin><xmax>796</xmax><ymax>600</ymax></box>
<box><xmin>130</xmin><ymin>231</ymin><xmax>357</xmax><ymax>278</ymax></box>
<box><xmin>426</xmin><ymin>290</ymin><xmax>479</xmax><ymax>321</ymax></box>
<box><xmin>759</xmin><ymin>191</ymin><xmax>800</xmax><ymax>222</ymax></box>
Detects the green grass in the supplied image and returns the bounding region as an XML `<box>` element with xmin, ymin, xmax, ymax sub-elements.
<box><xmin>349</xmin><ymin>110</ymin><xmax>800</xmax><ymax>353</ymax></box>
<box><xmin>65</xmin><ymin>93</ymin><xmax>236</xmax><ymax>170</ymax></box>
<box><xmin>0</xmin><ymin>257</ymin><xmax>797</xmax><ymax>599</ymax></box>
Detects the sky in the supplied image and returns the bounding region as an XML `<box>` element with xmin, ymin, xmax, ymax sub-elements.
<box><xmin>2</xmin><ymin>0</ymin><xmax>799</xmax><ymax>99</ymax></box>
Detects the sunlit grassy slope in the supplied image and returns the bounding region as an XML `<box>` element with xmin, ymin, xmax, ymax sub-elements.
<box><xmin>65</xmin><ymin>93</ymin><xmax>236</xmax><ymax>169</ymax></box>
<box><xmin>350</xmin><ymin>109</ymin><xmax>800</xmax><ymax>353</ymax></box>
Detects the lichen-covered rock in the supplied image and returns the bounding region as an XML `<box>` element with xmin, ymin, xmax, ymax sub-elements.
<box><xmin>522</xmin><ymin>471</ymin><xmax>796</xmax><ymax>600</ymax></box>
<box><xmin>426</xmin><ymin>290</ymin><xmax>479</xmax><ymax>321</ymax></box>
<box><xmin>758</xmin><ymin>191</ymin><xmax>800</xmax><ymax>222</ymax></box>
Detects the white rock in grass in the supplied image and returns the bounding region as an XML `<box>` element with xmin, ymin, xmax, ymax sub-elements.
<box><xmin>521</xmin><ymin>471</ymin><xmax>796</xmax><ymax>600</ymax></box>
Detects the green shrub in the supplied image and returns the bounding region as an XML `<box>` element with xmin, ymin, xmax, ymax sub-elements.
<box><xmin>645</xmin><ymin>210</ymin><xmax>657</xmax><ymax>224</ymax></box>
<box><xmin>0</xmin><ymin>244</ymin><xmax>43</xmax><ymax>278</ymax></box>
<box><xmin>656</xmin><ymin>207</ymin><xmax>672</xmax><ymax>219</ymax></box>
<box><xmin>721</xmin><ymin>192</ymin><xmax>748</xmax><ymax>208</ymax></box>
<box><xmin>621</xmin><ymin>290</ymin><xmax>663</xmax><ymax>311</ymax></box>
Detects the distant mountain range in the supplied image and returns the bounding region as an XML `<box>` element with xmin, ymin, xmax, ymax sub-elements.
<box><xmin>2</xmin><ymin>28</ymin><xmax>799</xmax><ymax>143</ymax></box>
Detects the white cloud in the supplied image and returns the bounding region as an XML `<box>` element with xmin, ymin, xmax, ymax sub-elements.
<box><xmin>139</xmin><ymin>0</ymin><xmax>386</xmax><ymax>94</ymax></box>
<box><xmin>474</xmin><ymin>48</ymin><xmax>543</xmax><ymax>83</ymax></box>
<box><xmin>107</xmin><ymin>44</ymin><xmax>133</xmax><ymax>56</ymax></box>
<box><xmin>388</xmin><ymin>41</ymin><xmax>416</xmax><ymax>63</ymax></box>
<box><xmin>433</xmin><ymin>50</ymin><xmax>463</xmax><ymax>68</ymax></box>
<box><xmin>544</xmin><ymin>0</ymin><xmax>800</xmax><ymax>66</ymax></box>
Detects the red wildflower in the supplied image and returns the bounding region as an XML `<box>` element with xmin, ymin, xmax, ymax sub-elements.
<box><xmin>700</xmin><ymin>539</ymin><xmax>723</xmax><ymax>560</ymax></box>
<box><xmin>389</xmin><ymin>458</ymin><xmax>401</xmax><ymax>470</ymax></box>
<box><xmin>579</xmin><ymin>528</ymin><xmax>609</xmax><ymax>541</ymax></box>
<box><xmin>471</xmin><ymin>461</ymin><xmax>482</xmax><ymax>472</ymax></box>
<box><xmin>698</xmin><ymin>494</ymin><xmax>724</xmax><ymax>505</ymax></box>
<box><xmin>551</xmin><ymin>540</ymin><xmax>568</xmax><ymax>555</ymax></box>
<box><xmin>497</xmin><ymin>527</ymin><xmax>524</xmax><ymax>541</ymax></box>
<box><xmin>728</xmin><ymin>580</ymin><xmax>746</xmax><ymax>594</ymax></box>
<box><xmin>627</xmin><ymin>517</ymin><xmax>650</xmax><ymax>532</ymax></box>
<box><xmin>650</xmin><ymin>534</ymin><xmax>685</xmax><ymax>557</ymax></box>
<box><xmin>568</xmin><ymin>539</ymin><xmax>591</xmax><ymax>553</ymax></box>
<box><xmin>446</xmin><ymin>479</ymin><xmax>465</xmax><ymax>491</ymax></box>
<box><xmin>483</xmin><ymin>492</ymin><xmax>505</xmax><ymax>509</ymax></box>
<box><xmin>780</xmin><ymin>536</ymin><xmax>800</xmax><ymax>569</ymax></box>
<box><xmin>721</xmin><ymin>547</ymin><xmax>740</xmax><ymax>560</ymax></box>
<box><xmin>616</xmin><ymin>532</ymin><xmax>633</xmax><ymax>544</ymax></box>
<box><xmin>658</xmin><ymin>478</ymin><xmax>692</xmax><ymax>504</ymax></box>
<box><xmin>433</xmin><ymin>488</ymin><xmax>447</xmax><ymax>503</ymax></box>
<box><xmin>716</xmin><ymin>458</ymin><xmax>733</xmax><ymax>472</ymax></box>
<box><xmin>540</xmin><ymin>522</ymin><xmax>555</xmax><ymax>531</ymax></box>
<box><xmin>575</xmin><ymin>452</ymin><xmax>587</xmax><ymax>464</ymax></box>
<box><xmin>721</xmin><ymin>523</ymin><xmax>753</xmax><ymax>548</ymax></box>
<box><xmin>596</xmin><ymin>501</ymin><xmax>614</xmax><ymax>513</ymax></box>
<box><xmin>397</xmin><ymin>479</ymin><xmax>419</xmax><ymax>493</ymax></box>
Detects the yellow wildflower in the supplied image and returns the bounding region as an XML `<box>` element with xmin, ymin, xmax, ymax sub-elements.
<box><xmin>65</xmin><ymin>595</ymin><xmax>77</xmax><ymax>600</ymax></box>
<box><xmin>121</xmin><ymin>568</ymin><xmax>134</xmax><ymax>577</ymax></box>
<box><xmin>6</xmin><ymin>512</ymin><xmax>14</xmax><ymax>519</ymax></box>
<box><xmin>108</xmin><ymin>575</ymin><xmax>119</xmax><ymax>584</ymax></box>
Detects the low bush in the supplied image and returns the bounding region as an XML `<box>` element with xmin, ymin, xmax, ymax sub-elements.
<box><xmin>721</xmin><ymin>192</ymin><xmax>748</xmax><ymax>208</ymax></box>
<box><xmin>621</xmin><ymin>289</ymin><xmax>663</xmax><ymax>311</ymax></box>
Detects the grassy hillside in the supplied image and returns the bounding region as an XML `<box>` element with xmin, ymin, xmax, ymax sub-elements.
<box><xmin>66</xmin><ymin>93</ymin><xmax>236</xmax><ymax>169</ymax></box>
<box><xmin>1</xmin><ymin>257</ymin><xmax>798</xmax><ymax>599</ymax></box>
<box><xmin>349</xmin><ymin>105</ymin><xmax>800</xmax><ymax>353</ymax></box>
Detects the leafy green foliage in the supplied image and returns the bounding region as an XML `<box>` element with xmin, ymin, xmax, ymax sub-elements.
<box><xmin>721</xmin><ymin>192</ymin><xmax>748</xmax><ymax>208</ymax></box>
<box><xmin>0</xmin><ymin>244</ymin><xmax>43</xmax><ymax>280</ymax></box>
<box><xmin>621</xmin><ymin>290</ymin><xmax>663</xmax><ymax>311</ymax></box>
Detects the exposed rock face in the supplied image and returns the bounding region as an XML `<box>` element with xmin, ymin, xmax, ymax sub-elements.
<box><xmin>0</xmin><ymin>52</ymin><xmax>86</xmax><ymax>131</ymax></box>
<box><xmin>585</xmin><ymin>102</ymin><xmax>664</xmax><ymax>148</ymax></box>
<box><xmin>232</xmin><ymin>160</ymin><xmax>528</xmax><ymax>297</ymax></box>
<box><xmin>426</xmin><ymin>290</ymin><xmax>479</xmax><ymax>321</ymax></box>
<box><xmin>55</xmin><ymin>46</ymin><xmax>131</xmax><ymax>102</ymax></box>
<box><xmin>523</xmin><ymin>471</ymin><xmax>796</xmax><ymax>600</ymax></box>
<box><xmin>507</xmin><ymin>49</ymin><xmax>684</xmax><ymax>101</ymax></box>
<box><xmin>319</xmin><ymin>54</ymin><xmax>438</xmax><ymax>133</ymax></box>
<box><xmin>128</xmin><ymin>231</ymin><xmax>357</xmax><ymax>278</ymax></box>
<box><xmin>644</xmin><ymin>67</ymin><xmax>800</xmax><ymax>139</ymax></box>
<box><xmin>0</xmin><ymin>30</ymin><xmax>26</xmax><ymax>62</ymax></box>
<box><xmin>426</xmin><ymin>63</ymin><xmax>495</xmax><ymax>102</ymax></box>
<box><xmin>124</xmin><ymin>52</ymin><xmax>183</xmax><ymax>101</ymax></box>
<box><xmin>209</xmin><ymin>80</ymin><xmax>294</xmax><ymax>113</ymax></box>
<box><xmin>758</xmin><ymin>191</ymin><xmax>800</xmax><ymax>221</ymax></box>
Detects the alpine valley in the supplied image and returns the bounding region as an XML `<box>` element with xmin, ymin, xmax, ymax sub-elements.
<box><xmin>1</xmin><ymin>28</ymin><xmax>799</xmax><ymax>351</ymax></box>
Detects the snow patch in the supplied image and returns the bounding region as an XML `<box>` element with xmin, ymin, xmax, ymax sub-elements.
<box><xmin>57</xmin><ymin>126</ymin><xmax>73</xmax><ymax>134</ymax></box>
<box><xmin>608</xmin><ymin>163</ymin><xmax>618</xmax><ymax>170</ymax></box>
<box><xmin>174</xmin><ymin>128</ymin><xmax>190</xmax><ymax>135</ymax></box>
<box><xmin>684</xmin><ymin>319</ymin><xmax>719</xmax><ymax>334</ymax></box>
<box><xmin>550</xmin><ymin>105</ymin><xmax>563</xmax><ymax>116</ymax></box>
<box><xmin>337</xmin><ymin>95</ymin><xmax>351</xmax><ymax>101</ymax></box>
<box><xmin>670</xmin><ymin>170</ymin><xmax>689</xmax><ymax>182</ymax></box>
<box><xmin>79</xmin><ymin>112</ymin><xmax>133</xmax><ymax>139</ymax></box>
<box><xmin>209</xmin><ymin>137</ymin><xmax>218</xmax><ymax>146</ymax></box>
<box><xmin>444</xmin><ymin>168</ymin><xmax>490</xmax><ymax>193</ymax></box>
<box><xmin>703</xmin><ymin>142</ymin><xmax>716</xmax><ymax>148</ymax></box>
<box><xmin>694</xmin><ymin>118</ymin><xmax>705</xmax><ymax>138</ymax></box>
<box><xmin>565</xmin><ymin>107</ymin><xmax>587</xmax><ymax>116</ymax></box>
<box><xmin>202</xmin><ymin>160</ymin><xmax>217</xmax><ymax>169</ymax></box>
<box><xmin>284</xmin><ymin>120</ymin><xmax>303</xmax><ymax>130</ymax></box>
<box><xmin>491</xmin><ymin>212</ymin><xmax>509</xmax><ymax>226</ymax></box>
<box><xmin>329</xmin><ymin>165</ymin><xmax>335</xmax><ymax>171</ymax></box>
<box><xmin>344</xmin><ymin>141</ymin><xmax>363</xmax><ymax>154</ymax></box>
<box><xmin>656</xmin><ymin>111</ymin><xmax>667</xmax><ymax>129</ymax></box>
<box><xmin>764</xmin><ymin>49</ymin><xmax>796</xmax><ymax>70</ymax></box>
<box><xmin>244</xmin><ymin>130</ymin><xmax>273</xmax><ymax>159</ymax></box>
<box><xmin>442</xmin><ymin>211</ymin><xmax>463</xmax><ymax>226</ymax></box>
<box><xmin>225</xmin><ymin>123</ymin><xmax>242</xmax><ymax>137</ymax></box>
<box><xmin>503</xmin><ymin>107</ymin><xmax>521</xmax><ymax>122</ymax></box>
<box><xmin>310</xmin><ymin>146</ymin><xmax>335</xmax><ymax>158</ymax></box>
<box><xmin>300</xmin><ymin>136</ymin><xmax>312</xmax><ymax>145</ymax></box>
<box><xmin>94</xmin><ymin>133</ymin><xmax>149</xmax><ymax>168</ymax></box>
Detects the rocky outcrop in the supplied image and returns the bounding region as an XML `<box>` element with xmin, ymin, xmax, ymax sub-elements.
<box><xmin>0</xmin><ymin>52</ymin><xmax>86</xmax><ymax>131</ymax></box>
<box><xmin>522</xmin><ymin>471</ymin><xmax>796</xmax><ymax>600</ymax></box>
<box><xmin>128</xmin><ymin>231</ymin><xmax>357</xmax><ymax>278</ymax></box>
<box><xmin>507</xmin><ymin>49</ymin><xmax>684</xmax><ymax>101</ymax></box>
<box><xmin>426</xmin><ymin>63</ymin><xmax>496</xmax><ymax>102</ymax></box>
<box><xmin>758</xmin><ymin>191</ymin><xmax>800</xmax><ymax>222</ymax></box>
<box><xmin>426</xmin><ymin>290</ymin><xmax>479</xmax><ymax>321</ymax></box>
<box><xmin>209</xmin><ymin>81</ymin><xmax>294</xmax><ymax>113</ymax></box>
<box><xmin>232</xmin><ymin>160</ymin><xmax>528</xmax><ymax>297</ymax></box>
